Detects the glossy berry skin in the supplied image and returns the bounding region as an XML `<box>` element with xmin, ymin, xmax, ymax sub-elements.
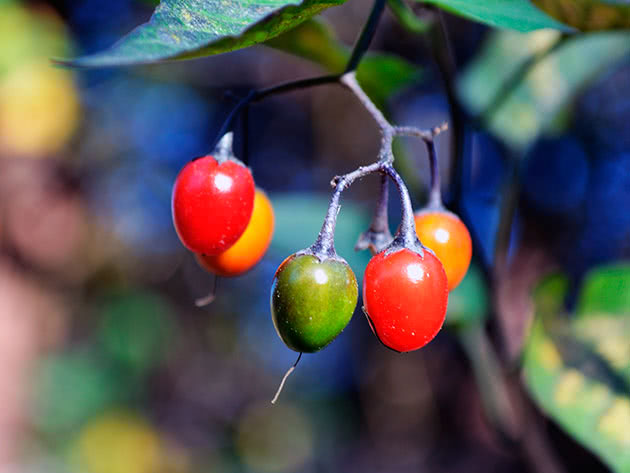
<box><xmin>363</xmin><ymin>248</ymin><xmax>448</xmax><ymax>352</ymax></box>
<box><xmin>172</xmin><ymin>155</ymin><xmax>255</xmax><ymax>255</ymax></box>
<box><xmin>414</xmin><ymin>210</ymin><xmax>472</xmax><ymax>290</ymax></box>
<box><xmin>197</xmin><ymin>189</ymin><xmax>274</xmax><ymax>277</ymax></box>
<box><xmin>271</xmin><ymin>254</ymin><xmax>358</xmax><ymax>353</ymax></box>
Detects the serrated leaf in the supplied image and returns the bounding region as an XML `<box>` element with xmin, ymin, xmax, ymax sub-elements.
<box><xmin>416</xmin><ymin>0</ymin><xmax>572</xmax><ymax>32</ymax></box>
<box><xmin>523</xmin><ymin>270</ymin><xmax>630</xmax><ymax>472</ymax></box>
<box><xmin>62</xmin><ymin>0</ymin><xmax>347</xmax><ymax>67</ymax></box>
<box><xmin>534</xmin><ymin>0</ymin><xmax>630</xmax><ymax>31</ymax></box>
<box><xmin>268</xmin><ymin>19</ymin><xmax>422</xmax><ymax>109</ymax></box>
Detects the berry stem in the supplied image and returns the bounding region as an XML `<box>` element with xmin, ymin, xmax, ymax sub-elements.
<box><xmin>426</xmin><ymin>137</ymin><xmax>443</xmax><ymax>209</ymax></box>
<box><xmin>211</xmin><ymin>0</ymin><xmax>388</xmax><ymax>151</ymax></box>
<box><xmin>382</xmin><ymin>164</ymin><xmax>425</xmax><ymax>254</ymax></box>
<box><xmin>308</xmin><ymin>72</ymin><xmax>447</xmax><ymax>258</ymax></box>
<box><xmin>356</xmin><ymin>174</ymin><xmax>393</xmax><ymax>254</ymax></box>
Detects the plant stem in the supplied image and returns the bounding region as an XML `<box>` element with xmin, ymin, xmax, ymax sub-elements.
<box><xmin>429</xmin><ymin>10</ymin><xmax>465</xmax><ymax>208</ymax></box>
<box><xmin>212</xmin><ymin>0</ymin><xmax>389</xmax><ymax>150</ymax></box>
<box><xmin>356</xmin><ymin>174</ymin><xmax>393</xmax><ymax>255</ymax></box>
<box><xmin>345</xmin><ymin>0</ymin><xmax>387</xmax><ymax>73</ymax></box>
<box><xmin>425</xmin><ymin>136</ymin><xmax>443</xmax><ymax>209</ymax></box>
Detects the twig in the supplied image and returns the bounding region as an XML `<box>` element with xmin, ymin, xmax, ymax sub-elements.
<box><xmin>271</xmin><ymin>352</ymin><xmax>302</xmax><ymax>404</ymax></box>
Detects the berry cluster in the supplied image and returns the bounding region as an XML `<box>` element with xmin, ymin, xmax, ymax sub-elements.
<box><xmin>171</xmin><ymin>133</ymin><xmax>275</xmax><ymax>286</ymax></box>
<box><xmin>170</xmin><ymin>73</ymin><xmax>473</xmax><ymax>401</ymax></box>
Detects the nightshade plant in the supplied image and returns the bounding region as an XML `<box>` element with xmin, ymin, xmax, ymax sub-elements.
<box><xmin>64</xmin><ymin>0</ymin><xmax>630</xmax><ymax>471</ymax></box>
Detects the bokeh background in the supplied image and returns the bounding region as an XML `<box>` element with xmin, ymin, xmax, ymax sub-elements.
<box><xmin>0</xmin><ymin>1</ymin><xmax>629</xmax><ymax>472</ymax></box>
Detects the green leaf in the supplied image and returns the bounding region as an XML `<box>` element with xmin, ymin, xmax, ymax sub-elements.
<box><xmin>458</xmin><ymin>29</ymin><xmax>630</xmax><ymax>149</ymax></box>
<box><xmin>577</xmin><ymin>264</ymin><xmax>630</xmax><ymax>317</ymax></box>
<box><xmin>268</xmin><ymin>19</ymin><xmax>422</xmax><ymax>109</ymax></box>
<box><xmin>62</xmin><ymin>0</ymin><xmax>347</xmax><ymax>67</ymax></box>
<box><xmin>388</xmin><ymin>0</ymin><xmax>430</xmax><ymax>33</ymax></box>
<box><xmin>523</xmin><ymin>270</ymin><xmax>630</xmax><ymax>472</ymax></box>
<box><xmin>416</xmin><ymin>0</ymin><xmax>572</xmax><ymax>32</ymax></box>
<box><xmin>533</xmin><ymin>0</ymin><xmax>630</xmax><ymax>31</ymax></box>
<box><xmin>446</xmin><ymin>264</ymin><xmax>489</xmax><ymax>327</ymax></box>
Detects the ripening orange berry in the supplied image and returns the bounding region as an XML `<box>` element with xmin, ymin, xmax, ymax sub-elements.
<box><xmin>414</xmin><ymin>209</ymin><xmax>472</xmax><ymax>291</ymax></box>
<box><xmin>196</xmin><ymin>189</ymin><xmax>274</xmax><ymax>277</ymax></box>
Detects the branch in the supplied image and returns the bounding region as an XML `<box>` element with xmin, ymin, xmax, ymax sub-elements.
<box><xmin>211</xmin><ymin>0</ymin><xmax>388</xmax><ymax>149</ymax></box>
<box><xmin>303</xmin><ymin>72</ymin><xmax>447</xmax><ymax>261</ymax></box>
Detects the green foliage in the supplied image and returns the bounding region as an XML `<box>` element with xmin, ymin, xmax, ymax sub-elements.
<box><xmin>31</xmin><ymin>351</ymin><xmax>124</xmax><ymax>434</ymax></box>
<box><xmin>268</xmin><ymin>19</ymin><xmax>422</xmax><ymax>109</ymax></box>
<box><xmin>98</xmin><ymin>291</ymin><xmax>175</xmax><ymax>374</ymax></box>
<box><xmin>458</xmin><ymin>29</ymin><xmax>630</xmax><ymax>149</ymax></box>
<box><xmin>63</xmin><ymin>0</ymin><xmax>347</xmax><ymax>67</ymax></box>
<box><xmin>416</xmin><ymin>0</ymin><xmax>571</xmax><ymax>32</ymax></box>
<box><xmin>533</xmin><ymin>0</ymin><xmax>630</xmax><ymax>30</ymax></box>
<box><xmin>523</xmin><ymin>269</ymin><xmax>630</xmax><ymax>473</ymax></box>
<box><xmin>577</xmin><ymin>264</ymin><xmax>630</xmax><ymax>316</ymax></box>
<box><xmin>446</xmin><ymin>263</ymin><xmax>489</xmax><ymax>327</ymax></box>
<box><xmin>387</xmin><ymin>0</ymin><xmax>430</xmax><ymax>34</ymax></box>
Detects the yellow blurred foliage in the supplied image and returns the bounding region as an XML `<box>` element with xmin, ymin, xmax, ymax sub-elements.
<box><xmin>0</xmin><ymin>2</ymin><xmax>80</xmax><ymax>158</ymax></box>
<box><xmin>72</xmin><ymin>411</ymin><xmax>163</xmax><ymax>473</ymax></box>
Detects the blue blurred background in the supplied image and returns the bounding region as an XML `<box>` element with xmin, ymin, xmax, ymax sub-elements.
<box><xmin>0</xmin><ymin>1</ymin><xmax>629</xmax><ymax>472</ymax></box>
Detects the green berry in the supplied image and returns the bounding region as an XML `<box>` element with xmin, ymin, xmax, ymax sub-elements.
<box><xmin>270</xmin><ymin>254</ymin><xmax>358</xmax><ymax>353</ymax></box>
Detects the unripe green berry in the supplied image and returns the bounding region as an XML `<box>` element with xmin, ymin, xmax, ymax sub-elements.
<box><xmin>270</xmin><ymin>254</ymin><xmax>358</xmax><ymax>353</ymax></box>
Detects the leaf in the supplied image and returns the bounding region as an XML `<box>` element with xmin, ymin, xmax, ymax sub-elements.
<box><xmin>458</xmin><ymin>29</ymin><xmax>630</xmax><ymax>149</ymax></box>
<box><xmin>446</xmin><ymin>264</ymin><xmax>489</xmax><ymax>327</ymax></box>
<box><xmin>388</xmin><ymin>0</ymin><xmax>430</xmax><ymax>33</ymax></box>
<box><xmin>523</xmin><ymin>270</ymin><xmax>630</xmax><ymax>473</ymax></box>
<box><xmin>533</xmin><ymin>0</ymin><xmax>630</xmax><ymax>31</ymax></box>
<box><xmin>268</xmin><ymin>19</ymin><xmax>422</xmax><ymax>108</ymax></box>
<box><xmin>577</xmin><ymin>264</ymin><xmax>630</xmax><ymax>317</ymax></box>
<box><xmin>416</xmin><ymin>0</ymin><xmax>572</xmax><ymax>32</ymax></box>
<box><xmin>62</xmin><ymin>0</ymin><xmax>347</xmax><ymax>67</ymax></box>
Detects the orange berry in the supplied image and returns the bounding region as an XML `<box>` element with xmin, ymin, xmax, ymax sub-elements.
<box><xmin>197</xmin><ymin>189</ymin><xmax>274</xmax><ymax>277</ymax></box>
<box><xmin>414</xmin><ymin>210</ymin><xmax>472</xmax><ymax>290</ymax></box>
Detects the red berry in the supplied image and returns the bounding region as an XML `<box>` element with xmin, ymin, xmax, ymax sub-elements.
<box><xmin>363</xmin><ymin>248</ymin><xmax>448</xmax><ymax>352</ymax></box>
<box><xmin>414</xmin><ymin>210</ymin><xmax>472</xmax><ymax>290</ymax></box>
<box><xmin>172</xmin><ymin>156</ymin><xmax>255</xmax><ymax>255</ymax></box>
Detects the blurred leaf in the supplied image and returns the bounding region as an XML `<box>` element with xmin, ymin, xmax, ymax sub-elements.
<box><xmin>62</xmin><ymin>0</ymin><xmax>347</xmax><ymax>67</ymax></box>
<box><xmin>99</xmin><ymin>291</ymin><xmax>175</xmax><ymax>374</ymax></box>
<box><xmin>388</xmin><ymin>0</ymin><xmax>431</xmax><ymax>33</ymax></box>
<box><xmin>266</xmin><ymin>19</ymin><xmax>346</xmax><ymax>71</ymax></box>
<box><xmin>417</xmin><ymin>0</ymin><xmax>572</xmax><ymax>32</ymax></box>
<box><xmin>534</xmin><ymin>0</ymin><xmax>630</xmax><ymax>31</ymax></box>
<box><xmin>72</xmin><ymin>411</ymin><xmax>164</xmax><ymax>473</ymax></box>
<box><xmin>523</xmin><ymin>270</ymin><xmax>630</xmax><ymax>472</ymax></box>
<box><xmin>577</xmin><ymin>264</ymin><xmax>630</xmax><ymax>316</ymax></box>
<box><xmin>268</xmin><ymin>19</ymin><xmax>422</xmax><ymax>109</ymax></box>
<box><xmin>31</xmin><ymin>351</ymin><xmax>124</xmax><ymax>434</ymax></box>
<box><xmin>446</xmin><ymin>264</ymin><xmax>489</xmax><ymax>327</ymax></box>
<box><xmin>458</xmin><ymin>29</ymin><xmax>630</xmax><ymax>149</ymax></box>
<box><xmin>269</xmin><ymin>193</ymin><xmax>371</xmax><ymax>277</ymax></box>
<box><xmin>235</xmin><ymin>402</ymin><xmax>314</xmax><ymax>473</ymax></box>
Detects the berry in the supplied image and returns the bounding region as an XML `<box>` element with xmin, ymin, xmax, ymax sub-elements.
<box><xmin>414</xmin><ymin>210</ymin><xmax>472</xmax><ymax>290</ymax></box>
<box><xmin>197</xmin><ymin>189</ymin><xmax>275</xmax><ymax>277</ymax></box>
<box><xmin>271</xmin><ymin>254</ymin><xmax>358</xmax><ymax>353</ymax></box>
<box><xmin>363</xmin><ymin>248</ymin><xmax>448</xmax><ymax>352</ymax></box>
<box><xmin>172</xmin><ymin>155</ymin><xmax>255</xmax><ymax>255</ymax></box>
